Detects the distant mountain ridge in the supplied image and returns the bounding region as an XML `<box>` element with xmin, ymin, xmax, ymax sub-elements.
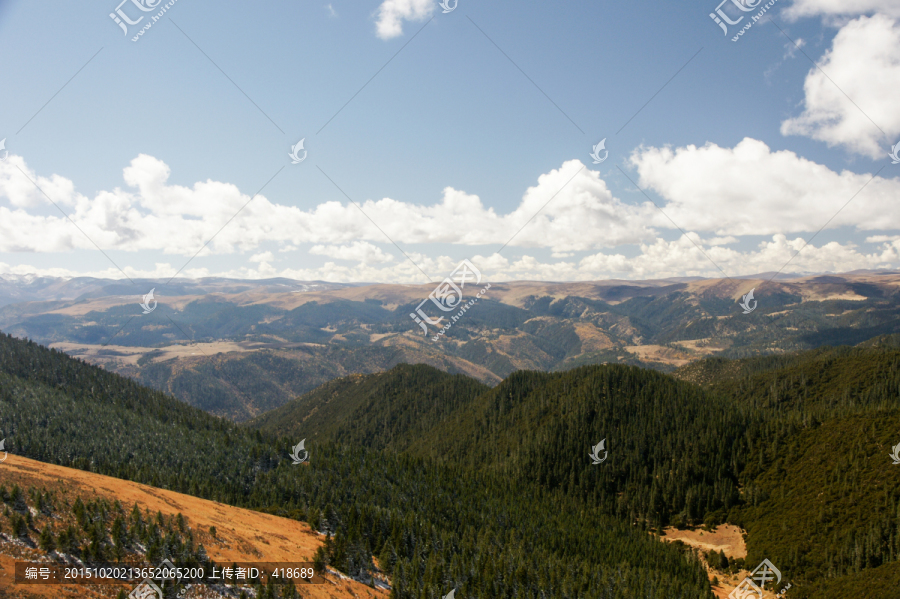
<box><xmin>2</xmin><ymin>269</ymin><xmax>899</xmax><ymax>420</ymax></box>
<box><xmin>0</xmin><ymin>274</ymin><xmax>356</xmax><ymax>307</ymax></box>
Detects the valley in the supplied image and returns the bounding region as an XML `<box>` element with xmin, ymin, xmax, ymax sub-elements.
<box><xmin>2</xmin><ymin>270</ymin><xmax>897</xmax><ymax>421</ymax></box>
<box><xmin>1</xmin><ymin>326</ymin><xmax>898</xmax><ymax>597</ymax></box>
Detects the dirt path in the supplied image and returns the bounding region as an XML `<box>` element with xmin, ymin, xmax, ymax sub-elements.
<box><xmin>660</xmin><ymin>525</ymin><xmax>786</xmax><ymax>598</ymax></box>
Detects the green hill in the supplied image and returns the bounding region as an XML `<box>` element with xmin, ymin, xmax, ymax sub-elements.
<box><xmin>252</xmin><ymin>345</ymin><xmax>900</xmax><ymax>598</ymax></box>
<box><xmin>7</xmin><ymin>322</ymin><xmax>900</xmax><ymax>598</ymax></box>
<box><xmin>248</xmin><ymin>363</ymin><xmax>490</xmax><ymax>452</ymax></box>
<box><xmin>0</xmin><ymin>331</ymin><xmax>715</xmax><ymax>598</ymax></box>
<box><xmin>255</xmin><ymin>362</ymin><xmax>747</xmax><ymax>528</ymax></box>
<box><xmin>692</xmin><ymin>347</ymin><xmax>900</xmax><ymax>597</ymax></box>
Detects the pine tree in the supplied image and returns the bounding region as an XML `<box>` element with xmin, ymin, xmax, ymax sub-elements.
<box><xmin>38</xmin><ymin>526</ymin><xmax>55</xmax><ymax>552</ymax></box>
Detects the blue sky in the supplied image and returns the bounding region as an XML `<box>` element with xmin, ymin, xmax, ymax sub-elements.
<box><xmin>0</xmin><ymin>0</ymin><xmax>899</xmax><ymax>284</ymax></box>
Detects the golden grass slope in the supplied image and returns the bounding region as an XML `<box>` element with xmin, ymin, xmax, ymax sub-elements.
<box><xmin>0</xmin><ymin>454</ymin><xmax>387</xmax><ymax>599</ymax></box>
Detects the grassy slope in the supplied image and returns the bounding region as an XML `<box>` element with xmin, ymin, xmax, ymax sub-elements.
<box><xmin>0</xmin><ymin>454</ymin><xmax>385</xmax><ymax>599</ymax></box>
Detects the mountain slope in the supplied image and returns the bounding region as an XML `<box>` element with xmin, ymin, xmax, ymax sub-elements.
<box><xmin>251</xmin><ymin>345</ymin><xmax>900</xmax><ymax>598</ymax></box>
<box><xmin>248</xmin><ymin>363</ymin><xmax>490</xmax><ymax>452</ymax></box>
<box><xmin>8</xmin><ymin>322</ymin><xmax>900</xmax><ymax>598</ymax></box>
<box><xmin>5</xmin><ymin>271</ymin><xmax>900</xmax><ymax>421</ymax></box>
<box><xmin>135</xmin><ymin>343</ymin><xmax>499</xmax><ymax>421</ymax></box>
<box><xmin>0</xmin><ymin>454</ymin><xmax>383</xmax><ymax>599</ymax></box>
<box><xmin>0</xmin><ymin>331</ymin><xmax>716</xmax><ymax>598</ymax></box>
<box><xmin>256</xmin><ymin>363</ymin><xmax>748</xmax><ymax>527</ymax></box>
<box><xmin>682</xmin><ymin>347</ymin><xmax>900</xmax><ymax>596</ymax></box>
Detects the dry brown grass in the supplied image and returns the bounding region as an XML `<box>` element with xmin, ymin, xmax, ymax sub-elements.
<box><xmin>661</xmin><ymin>524</ymin><xmax>746</xmax><ymax>558</ymax></box>
<box><xmin>0</xmin><ymin>455</ymin><xmax>388</xmax><ymax>599</ymax></box>
<box><xmin>571</xmin><ymin>322</ymin><xmax>614</xmax><ymax>353</ymax></box>
<box><xmin>624</xmin><ymin>345</ymin><xmax>695</xmax><ymax>367</ymax></box>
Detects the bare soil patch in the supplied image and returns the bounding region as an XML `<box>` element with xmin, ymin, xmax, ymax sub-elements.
<box><xmin>625</xmin><ymin>345</ymin><xmax>694</xmax><ymax>367</ymax></box>
<box><xmin>661</xmin><ymin>524</ymin><xmax>746</xmax><ymax>558</ymax></box>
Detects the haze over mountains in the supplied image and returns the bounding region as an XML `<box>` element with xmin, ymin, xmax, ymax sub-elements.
<box><xmin>0</xmin><ymin>274</ymin><xmax>354</xmax><ymax>308</ymax></box>
<box><xmin>1</xmin><ymin>269</ymin><xmax>898</xmax><ymax>421</ymax></box>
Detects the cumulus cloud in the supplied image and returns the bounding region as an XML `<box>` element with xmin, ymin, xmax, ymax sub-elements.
<box><xmin>3</xmin><ymin>235</ymin><xmax>899</xmax><ymax>283</ymax></box>
<box><xmin>249</xmin><ymin>251</ymin><xmax>275</xmax><ymax>263</ymax></box>
<box><xmin>630</xmin><ymin>137</ymin><xmax>900</xmax><ymax>235</ymax></box>
<box><xmin>1</xmin><ymin>155</ymin><xmax>83</xmax><ymax>209</ymax></box>
<box><xmin>471</xmin><ymin>235</ymin><xmax>900</xmax><ymax>281</ymax></box>
<box><xmin>573</xmin><ymin>234</ymin><xmax>890</xmax><ymax>280</ymax></box>
<box><xmin>2</xmin><ymin>144</ymin><xmax>900</xmax><ymax>282</ymax></box>
<box><xmin>0</xmin><ymin>155</ymin><xmax>659</xmax><ymax>256</ymax></box>
<box><xmin>375</xmin><ymin>0</ymin><xmax>433</xmax><ymax>40</ymax></box>
<box><xmin>310</xmin><ymin>241</ymin><xmax>395</xmax><ymax>264</ymax></box>
<box><xmin>780</xmin><ymin>15</ymin><xmax>900</xmax><ymax>158</ymax></box>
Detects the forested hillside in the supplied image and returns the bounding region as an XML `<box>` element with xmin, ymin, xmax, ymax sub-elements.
<box><xmin>5</xmin><ymin>325</ymin><xmax>900</xmax><ymax>598</ymax></box>
<box><xmin>255</xmin><ymin>345</ymin><xmax>900</xmax><ymax>598</ymax></box>
<box><xmin>256</xmin><ymin>363</ymin><xmax>747</xmax><ymax>530</ymax></box>
<box><xmin>694</xmin><ymin>347</ymin><xmax>900</xmax><ymax>598</ymax></box>
<box><xmin>0</xmin><ymin>331</ymin><xmax>713</xmax><ymax>598</ymax></box>
<box><xmin>249</xmin><ymin>363</ymin><xmax>490</xmax><ymax>452</ymax></box>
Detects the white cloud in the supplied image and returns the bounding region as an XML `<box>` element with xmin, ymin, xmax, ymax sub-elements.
<box><xmin>375</xmin><ymin>0</ymin><xmax>433</xmax><ymax>40</ymax></box>
<box><xmin>3</xmin><ymin>235</ymin><xmax>898</xmax><ymax>283</ymax></box>
<box><xmin>578</xmin><ymin>235</ymin><xmax>881</xmax><ymax>280</ymax></box>
<box><xmin>249</xmin><ymin>251</ymin><xmax>275</xmax><ymax>263</ymax></box>
<box><xmin>780</xmin><ymin>15</ymin><xmax>900</xmax><ymax>158</ymax></box>
<box><xmin>477</xmin><ymin>234</ymin><xmax>900</xmax><ymax>281</ymax></box>
<box><xmin>310</xmin><ymin>241</ymin><xmax>395</xmax><ymax>264</ymax></box>
<box><xmin>630</xmin><ymin>137</ymin><xmax>900</xmax><ymax>235</ymax></box>
<box><xmin>0</xmin><ymin>155</ymin><xmax>658</xmax><ymax>256</ymax></box>
<box><xmin>2</xmin><ymin>144</ymin><xmax>900</xmax><ymax>282</ymax></box>
<box><xmin>784</xmin><ymin>0</ymin><xmax>900</xmax><ymax>20</ymax></box>
<box><xmin>0</xmin><ymin>154</ymin><xmax>82</xmax><ymax>209</ymax></box>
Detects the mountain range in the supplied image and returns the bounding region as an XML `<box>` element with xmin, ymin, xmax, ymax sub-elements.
<box><xmin>1</xmin><ymin>269</ymin><xmax>898</xmax><ymax>420</ymax></box>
